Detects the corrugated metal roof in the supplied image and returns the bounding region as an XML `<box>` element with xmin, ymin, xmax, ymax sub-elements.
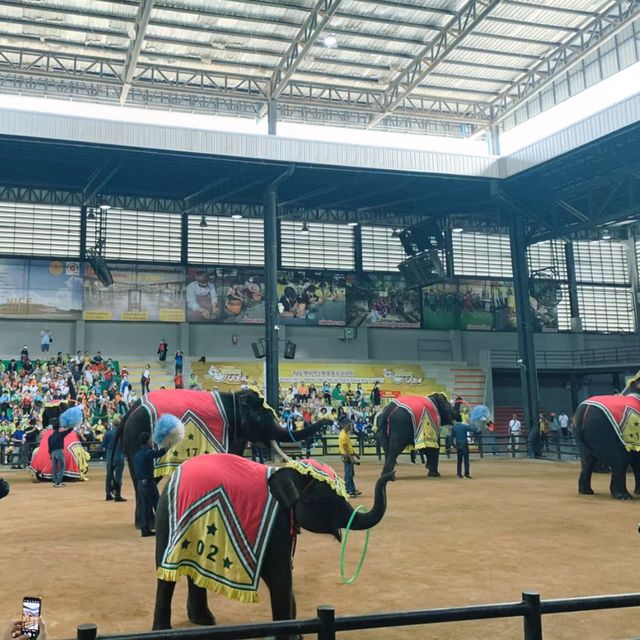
<box><xmin>0</xmin><ymin>0</ymin><xmax>638</xmax><ymax>137</ymax></box>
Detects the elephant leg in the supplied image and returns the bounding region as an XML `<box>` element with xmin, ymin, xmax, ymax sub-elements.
<box><xmin>578</xmin><ymin>449</ymin><xmax>598</xmax><ymax>495</ymax></box>
<box><xmin>630</xmin><ymin>455</ymin><xmax>640</xmax><ymax>496</ymax></box>
<box><xmin>187</xmin><ymin>577</ymin><xmax>216</xmax><ymax>626</ymax></box>
<box><xmin>610</xmin><ymin>462</ymin><xmax>633</xmax><ymax>500</ymax></box>
<box><xmin>425</xmin><ymin>448</ymin><xmax>440</xmax><ymax>477</ymax></box>
<box><xmin>261</xmin><ymin>519</ymin><xmax>301</xmax><ymax>640</ymax></box>
<box><xmin>381</xmin><ymin>448</ymin><xmax>399</xmax><ymax>476</ymax></box>
<box><xmin>152</xmin><ymin>580</ymin><xmax>176</xmax><ymax>630</ymax></box>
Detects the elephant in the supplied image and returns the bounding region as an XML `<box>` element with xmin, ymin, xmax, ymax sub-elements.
<box><xmin>575</xmin><ymin>377</ymin><xmax>640</xmax><ymax>500</ymax></box>
<box><xmin>114</xmin><ymin>389</ymin><xmax>328</xmax><ymax>528</ymax></box>
<box><xmin>152</xmin><ymin>454</ymin><xmax>394</xmax><ymax>639</ymax></box>
<box><xmin>376</xmin><ymin>392</ymin><xmax>456</xmax><ymax>477</ymax></box>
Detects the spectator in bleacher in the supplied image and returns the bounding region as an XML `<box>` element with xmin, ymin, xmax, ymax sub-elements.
<box><xmin>549</xmin><ymin>412</ymin><xmax>560</xmax><ymax>445</ymax></box>
<box><xmin>157</xmin><ymin>339</ymin><xmax>168</xmax><ymax>368</ymax></box>
<box><xmin>188</xmin><ymin>373</ymin><xmax>200</xmax><ymax>390</ymax></box>
<box><xmin>40</xmin><ymin>327</ymin><xmax>52</xmax><ymax>353</ymax></box>
<box><xmin>332</xmin><ymin>383</ymin><xmax>345</xmax><ymax>406</ymax></box>
<box><xmin>370</xmin><ymin>381</ymin><xmax>381</xmax><ymax>408</ymax></box>
<box><xmin>20</xmin><ymin>345</ymin><xmax>29</xmax><ymax>369</ymax></box>
<box><xmin>558</xmin><ymin>411</ymin><xmax>569</xmax><ymax>438</ymax></box>
<box><xmin>174</xmin><ymin>373</ymin><xmax>183</xmax><ymax>389</ymax></box>
<box><xmin>353</xmin><ymin>383</ymin><xmax>364</xmax><ymax>407</ymax></box>
<box><xmin>344</xmin><ymin>384</ymin><xmax>354</xmax><ymax>407</ymax></box>
<box><xmin>141</xmin><ymin>365</ymin><xmax>151</xmax><ymax>395</ymax></box>
<box><xmin>322</xmin><ymin>381</ymin><xmax>331</xmax><ymax>404</ymax></box>
<box><xmin>174</xmin><ymin>350</ymin><xmax>184</xmax><ymax>375</ymax></box>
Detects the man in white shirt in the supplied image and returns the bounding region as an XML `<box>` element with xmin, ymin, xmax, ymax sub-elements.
<box><xmin>186</xmin><ymin>271</ymin><xmax>218</xmax><ymax>321</ymax></box>
<box><xmin>508</xmin><ymin>414</ymin><xmax>521</xmax><ymax>451</ymax></box>
<box><xmin>558</xmin><ymin>411</ymin><xmax>570</xmax><ymax>438</ymax></box>
<box><xmin>40</xmin><ymin>328</ymin><xmax>51</xmax><ymax>353</ymax></box>
<box><xmin>141</xmin><ymin>365</ymin><xmax>151</xmax><ymax>396</ymax></box>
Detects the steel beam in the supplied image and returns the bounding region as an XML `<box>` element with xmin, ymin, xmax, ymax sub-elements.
<box><xmin>508</xmin><ymin>209</ymin><xmax>540</xmax><ymax>458</ymax></box>
<box><xmin>121</xmin><ymin>0</ymin><xmax>155</xmax><ymax>105</ymax></box>
<box><xmin>491</xmin><ymin>0</ymin><xmax>640</xmax><ymax>125</ymax></box>
<box><xmin>368</xmin><ymin>0</ymin><xmax>501</xmax><ymax>127</ymax></box>
<box><xmin>260</xmin><ymin>0</ymin><xmax>345</xmax><ymax>117</ymax></box>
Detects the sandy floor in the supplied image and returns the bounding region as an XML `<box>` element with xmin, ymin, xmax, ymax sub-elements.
<box><xmin>1</xmin><ymin>457</ymin><xmax>640</xmax><ymax>639</ymax></box>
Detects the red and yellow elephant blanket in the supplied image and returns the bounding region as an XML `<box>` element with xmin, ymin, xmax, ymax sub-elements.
<box><xmin>28</xmin><ymin>429</ymin><xmax>90</xmax><ymax>481</ymax></box>
<box><xmin>141</xmin><ymin>390</ymin><xmax>229</xmax><ymax>478</ymax></box>
<box><xmin>582</xmin><ymin>394</ymin><xmax>640</xmax><ymax>452</ymax></box>
<box><xmin>157</xmin><ymin>455</ymin><xmax>347</xmax><ymax>602</ymax></box>
<box><xmin>387</xmin><ymin>395</ymin><xmax>441</xmax><ymax>450</ymax></box>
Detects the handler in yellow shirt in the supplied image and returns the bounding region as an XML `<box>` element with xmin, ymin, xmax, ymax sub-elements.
<box><xmin>338</xmin><ymin>416</ymin><xmax>361</xmax><ymax>498</ymax></box>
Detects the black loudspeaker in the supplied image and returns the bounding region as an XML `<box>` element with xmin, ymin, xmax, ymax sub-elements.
<box><xmin>89</xmin><ymin>255</ymin><xmax>114</xmax><ymax>287</ymax></box>
<box><xmin>398</xmin><ymin>250</ymin><xmax>445</xmax><ymax>289</ymax></box>
<box><xmin>251</xmin><ymin>339</ymin><xmax>266</xmax><ymax>359</ymax></box>
<box><xmin>283</xmin><ymin>341</ymin><xmax>296</xmax><ymax>360</ymax></box>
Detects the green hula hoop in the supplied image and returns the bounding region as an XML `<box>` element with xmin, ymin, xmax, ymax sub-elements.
<box><xmin>340</xmin><ymin>505</ymin><xmax>371</xmax><ymax>585</ymax></box>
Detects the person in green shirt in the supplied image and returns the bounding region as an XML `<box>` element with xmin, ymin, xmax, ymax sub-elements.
<box><xmin>332</xmin><ymin>383</ymin><xmax>345</xmax><ymax>405</ymax></box>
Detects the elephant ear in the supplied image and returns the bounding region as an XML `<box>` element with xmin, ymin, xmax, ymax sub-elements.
<box><xmin>268</xmin><ymin>468</ymin><xmax>300</xmax><ymax>509</ymax></box>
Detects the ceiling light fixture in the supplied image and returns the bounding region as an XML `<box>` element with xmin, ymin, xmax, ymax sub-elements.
<box><xmin>347</xmin><ymin>221</ymin><xmax>358</xmax><ymax>227</ymax></box>
<box><xmin>323</xmin><ymin>34</ymin><xmax>338</xmax><ymax>48</ymax></box>
<box><xmin>231</xmin><ymin>213</ymin><xmax>243</xmax><ymax>220</ymax></box>
<box><xmin>601</xmin><ymin>228</ymin><xmax>611</xmax><ymax>240</ymax></box>
<box><xmin>300</xmin><ymin>222</ymin><xmax>310</xmax><ymax>234</ymax></box>
<box><xmin>391</xmin><ymin>228</ymin><xmax>401</xmax><ymax>238</ymax></box>
<box><xmin>97</xmin><ymin>196</ymin><xmax>111</xmax><ymax>211</ymax></box>
<box><xmin>199</xmin><ymin>215</ymin><xmax>208</xmax><ymax>228</ymax></box>
<box><xmin>452</xmin><ymin>226</ymin><xmax>464</xmax><ymax>233</ymax></box>
<box><xmin>87</xmin><ymin>210</ymin><xmax>96</xmax><ymax>221</ymax></box>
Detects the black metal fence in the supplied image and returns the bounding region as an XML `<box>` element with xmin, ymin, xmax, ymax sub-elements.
<box><xmin>75</xmin><ymin>591</ymin><xmax>640</xmax><ymax>640</ymax></box>
<box><xmin>0</xmin><ymin>433</ymin><xmax>580</xmax><ymax>468</ymax></box>
<box><xmin>492</xmin><ymin>345</ymin><xmax>640</xmax><ymax>369</ymax></box>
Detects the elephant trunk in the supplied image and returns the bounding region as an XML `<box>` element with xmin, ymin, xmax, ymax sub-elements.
<box><xmin>348</xmin><ymin>471</ymin><xmax>395</xmax><ymax>531</ymax></box>
<box><xmin>271</xmin><ymin>418</ymin><xmax>330</xmax><ymax>443</ymax></box>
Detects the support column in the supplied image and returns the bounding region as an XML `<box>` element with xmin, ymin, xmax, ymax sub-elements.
<box><xmin>444</xmin><ymin>228</ymin><xmax>455</xmax><ymax>278</ymax></box>
<box><xmin>263</xmin><ymin>166</ymin><xmax>294</xmax><ymax>409</ymax></box>
<box><xmin>487</xmin><ymin>125</ymin><xmax>501</xmax><ymax>156</ymax></box>
<box><xmin>267</xmin><ymin>101</ymin><xmax>277</xmax><ymax>136</ymax></box>
<box><xmin>180</xmin><ymin>212</ymin><xmax>189</xmax><ymax>265</ymax></box>
<box><xmin>509</xmin><ymin>210</ymin><xmax>540</xmax><ymax>458</ymax></box>
<box><xmin>80</xmin><ymin>205</ymin><xmax>88</xmax><ymax>259</ymax></box>
<box><xmin>565</xmin><ymin>241</ymin><xmax>581</xmax><ymax>331</ymax></box>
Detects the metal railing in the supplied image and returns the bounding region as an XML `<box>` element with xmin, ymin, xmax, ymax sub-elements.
<box><xmin>491</xmin><ymin>345</ymin><xmax>640</xmax><ymax>369</ymax></box>
<box><xmin>75</xmin><ymin>591</ymin><xmax>640</xmax><ymax>640</ymax></box>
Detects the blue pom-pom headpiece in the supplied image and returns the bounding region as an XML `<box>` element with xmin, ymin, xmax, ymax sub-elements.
<box><xmin>470</xmin><ymin>404</ymin><xmax>491</xmax><ymax>426</ymax></box>
<box><xmin>154</xmin><ymin>414</ymin><xmax>185</xmax><ymax>447</ymax></box>
<box><xmin>60</xmin><ymin>405</ymin><xmax>83</xmax><ymax>429</ymax></box>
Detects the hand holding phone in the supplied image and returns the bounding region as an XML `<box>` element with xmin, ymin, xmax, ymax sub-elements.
<box><xmin>21</xmin><ymin>597</ymin><xmax>41</xmax><ymax>639</ymax></box>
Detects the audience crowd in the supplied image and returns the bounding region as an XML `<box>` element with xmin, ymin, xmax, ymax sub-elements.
<box><xmin>0</xmin><ymin>345</ymin><xmax>140</xmax><ymax>467</ymax></box>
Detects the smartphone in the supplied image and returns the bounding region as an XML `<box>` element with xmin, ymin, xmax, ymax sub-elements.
<box><xmin>21</xmin><ymin>596</ymin><xmax>41</xmax><ymax>638</ymax></box>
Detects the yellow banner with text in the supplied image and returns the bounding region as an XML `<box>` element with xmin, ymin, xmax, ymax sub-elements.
<box><xmin>191</xmin><ymin>361</ymin><xmax>449</xmax><ymax>399</ymax></box>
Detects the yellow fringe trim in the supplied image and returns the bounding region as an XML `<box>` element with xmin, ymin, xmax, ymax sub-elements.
<box><xmin>156</xmin><ymin>566</ymin><xmax>259</xmax><ymax>604</ymax></box>
<box><xmin>154</xmin><ymin>466</ymin><xmax>177</xmax><ymax>479</ymax></box>
<box><xmin>285</xmin><ymin>459</ymin><xmax>348</xmax><ymax>500</ymax></box>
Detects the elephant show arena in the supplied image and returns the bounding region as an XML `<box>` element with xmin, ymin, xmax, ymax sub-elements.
<box><xmin>2</xmin><ymin>458</ymin><xmax>639</xmax><ymax>640</ymax></box>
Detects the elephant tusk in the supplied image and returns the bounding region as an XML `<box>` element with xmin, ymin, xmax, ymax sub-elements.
<box><xmin>270</xmin><ymin>440</ymin><xmax>292</xmax><ymax>463</ymax></box>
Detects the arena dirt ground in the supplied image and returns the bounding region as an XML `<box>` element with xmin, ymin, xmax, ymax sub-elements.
<box><xmin>2</xmin><ymin>457</ymin><xmax>640</xmax><ymax>639</ymax></box>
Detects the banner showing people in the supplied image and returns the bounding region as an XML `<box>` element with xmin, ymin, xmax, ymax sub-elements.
<box><xmin>422</xmin><ymin>279</ymin><xmax>516</xmax><ymax>331</ymax></box>
<box><xmin>277</xmin><ymin>270</ymin><xmax>346</xmax><ymax>326</ymax></box>
<box><xmin>0</xmin><ymin>258</ymin><xmax>82</xmax><ymax>319</ymax></box>
<box><xmin>529</xmin><ymin>278</ymin><xmax>562</xmax><ymax>332</ymax></box>
<box><xmin>346</xmin><ymin>273</ymin><xmax>420</xmax><ymax>329</ymax></box>
<box><xmin>83</xmin><ymin>263</ymin><xmax>185</xmax><ymax>322</ymax></box>
<box><xmin>186</xmin><ymin>267</ymin><xmax>265</xmax><ymax>324</ymax></box>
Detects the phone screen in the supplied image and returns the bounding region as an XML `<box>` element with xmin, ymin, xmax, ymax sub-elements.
<box><xmin>22</xmin><ymin>597</ymin><xmax>41</xmax><ymax>638</ymax></box>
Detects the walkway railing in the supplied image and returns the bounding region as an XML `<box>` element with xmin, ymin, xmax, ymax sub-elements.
<box><xmin>491</xmin><ymin>345</ymin><xmax>640</xmax><ymax>369</ymax></box>
<box><xmin>75</xmin><ymin>591</ymin><xmax>640</xmax><ymax>640</ymax></box>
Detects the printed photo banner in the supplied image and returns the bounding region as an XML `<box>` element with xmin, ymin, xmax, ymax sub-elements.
<box><xmin>422</xmin><ymin>279</ymin><xmax>517</xmax><ymax>332</ymax></box>
<box><xmin>0</xmin><ymin>259</ymin><xmax>82</xmax><ymax>319</ymax></box>
<box><xmin>186</xmin><ymin>266</ymin><xmax>265</xmax><ymax>324</ymax></box>
<box><xmin>277</xmin><ymin>270</ymin><xmax>346</xmax><ymax>326</ymax></box>
<box><xmin>83</xmin><ymin>263</ymin><xmax>186</xmax><ymax>322</ymax></box>
<box><xmin>346</xmin><ymin>273</ymin><xmax>420</xmax><ymax>329</ymax></box>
